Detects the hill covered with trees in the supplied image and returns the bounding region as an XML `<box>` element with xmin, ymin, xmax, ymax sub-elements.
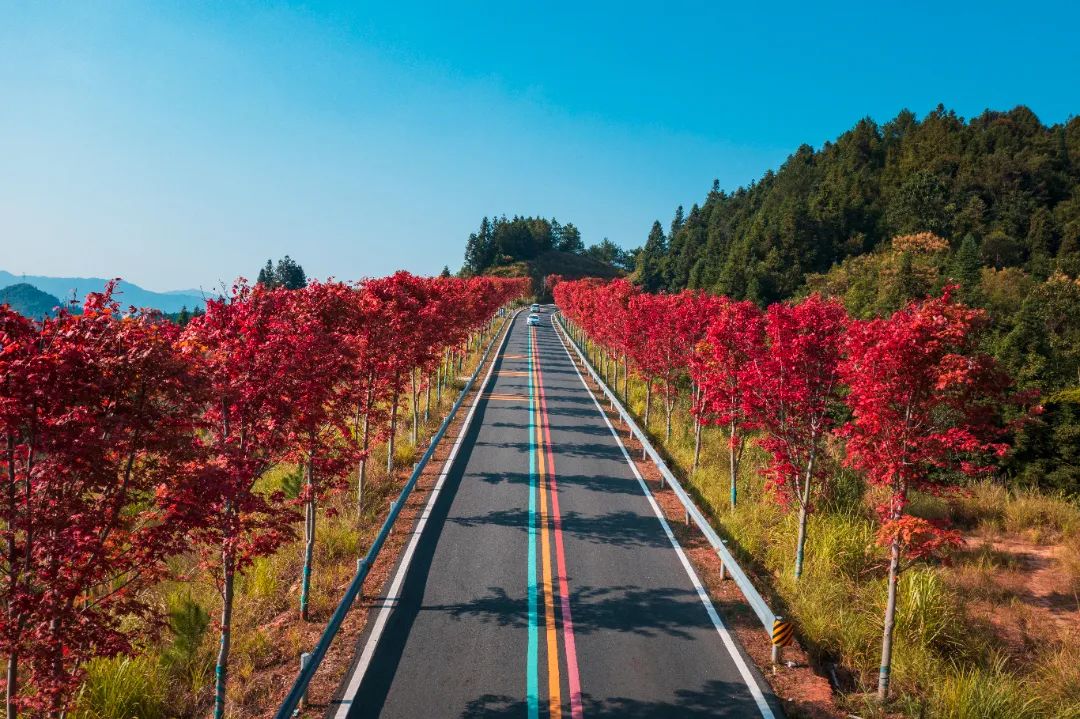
<box><xmin>0</xmin><ymin>283</ymin><xmax>63</xmax><ymax>318</ymax></box>
<box><xmin>636</xmin><ymin>105</ymin><xmax>1080</xmax><ymax>301</ymax></box>
<box><xmin>635</xmin><ymin>105</ymin><xmax>1080</xmax><ymax>493</ymax></box>
<box><xmin>462</xmin><ymin>215</ymin><xmax>634</xmax><ymax>274</ymax></box>
<box><xmin>461</xmin><ymin>215</ymin><xmax>633</xmax><ymax>297</ymax></box>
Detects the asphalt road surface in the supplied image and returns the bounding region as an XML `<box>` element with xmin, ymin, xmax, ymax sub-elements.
<box><xmin>332</xmin><ymin>308</ymin><xmax>784</xmax><ymax>719</ymax></box>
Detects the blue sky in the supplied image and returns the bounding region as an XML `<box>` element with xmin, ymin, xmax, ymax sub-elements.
<box><xmin>1</xmin><ymin>1</ymin><xmax>1077</xmax><ymax>291</ymax></box>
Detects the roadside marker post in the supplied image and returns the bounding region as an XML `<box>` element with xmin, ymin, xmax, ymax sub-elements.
<box><xmin>771</xmin><ymin>617</ymin><xmax>794</xmax><ymax>665</ymax></box>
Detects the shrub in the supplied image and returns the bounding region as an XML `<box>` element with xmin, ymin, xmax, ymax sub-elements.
<box><xmin>162</xmin><ymin>591</ymin><xmax>211</xmax><ymax>672</ymax></box>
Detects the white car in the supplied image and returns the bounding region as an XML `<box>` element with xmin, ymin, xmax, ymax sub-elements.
<box><xmin>527</xmin><ymin>313</ymin><xmax>541</xmax><ymax>326</ymax></box>
<box><xmin>530</xmin><ymin>303</ymin><xmax>541</xmax><ymax>313</ymax></box>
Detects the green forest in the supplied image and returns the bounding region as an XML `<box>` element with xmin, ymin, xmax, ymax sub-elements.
<box><xmin>462</xmin><ymin>215</ymin><xmax>635</xmax><ymax>275</ymax></box>
<box><xmin>633</xmin><ymin>105</ymin><xmax>1080</xmax><ymax>494</ymax></box>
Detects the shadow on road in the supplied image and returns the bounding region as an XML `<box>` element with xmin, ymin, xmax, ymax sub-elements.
<box><xmin>460</xmin><ymin>679</ymin><xmax>760</xmax><ymax>718</ymax></box>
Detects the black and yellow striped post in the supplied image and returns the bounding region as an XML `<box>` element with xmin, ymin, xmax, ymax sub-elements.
<box><xmin>771</xmin><ymin>616</ymin><xmax>794</xmax><ymax>664</ymax></box>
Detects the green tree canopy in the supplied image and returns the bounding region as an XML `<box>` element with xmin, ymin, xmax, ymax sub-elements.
<box><xmin>256</xmin><ymin>256</ymin><xmax>308</xmax><ymax>290</ymax></box>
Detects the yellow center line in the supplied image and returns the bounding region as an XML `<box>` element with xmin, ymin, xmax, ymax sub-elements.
<box><xmin>533</xmin><ymin>329</ymin><xmax>562</xmax><ymax>718</ymax></box>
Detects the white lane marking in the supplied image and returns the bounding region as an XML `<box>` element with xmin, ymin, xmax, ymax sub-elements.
<box><xmin>550</xmin><ymin>315</ymin><xmax>777</xmax><ymax>719</ymax></box>
<box><xmin>332</xmin><ymin>314</ymin><xmax>519</xmax><ymax>717</ymax></box>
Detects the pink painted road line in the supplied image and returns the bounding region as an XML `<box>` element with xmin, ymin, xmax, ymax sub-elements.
<box><xmin>535</xmin><ymin>346</ymin><xmax>585</xmax><ymax>719</ymax></box>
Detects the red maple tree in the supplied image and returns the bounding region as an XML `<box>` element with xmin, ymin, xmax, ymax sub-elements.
<box><xmin>743</xmin><ymin>294</ymin><xmax>848</xmax><ymax>579</ymax></box>
<box><xmin>181</xmin><ymin>281</ymin><xmax>316</xmax><ymax>719</ymax></box>
<box><xmin>282</xmin><ymin>282</ymin><xmax>362</xmax><ymax>620</ymax></box>
<box><xmin>0</xmin><ymin>288</ymin><xmax>207</xmax><ymax>717</ymax></box>
<box><xmin>691</xmin><ymin>297</ymin><xmax>765</xmax><ymax>506</ymax></box>
<box><xmin>840</xmin><ymin>290</ymin><xmax>1017</xmax><ymax>701</ymax></box>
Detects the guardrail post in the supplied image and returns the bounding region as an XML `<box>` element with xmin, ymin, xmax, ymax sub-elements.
<box><xmin>298</xmin><ymin>652</ymin><xmax>312</xmax><ymax>710</ymax></box>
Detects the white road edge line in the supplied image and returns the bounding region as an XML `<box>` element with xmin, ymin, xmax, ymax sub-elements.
<box><xmin>331</xmin><ymin>313</ymin><xmax>518</xmax><ymax>717</ymax></box>
<box><xmin>550</xmin><ymin>314</ymin><xmax>777</xmax><ymax>719</ymax></box>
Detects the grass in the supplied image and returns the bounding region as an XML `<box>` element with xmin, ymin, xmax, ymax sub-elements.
<box><xmin>72</xmin><ymin>656</ymin><xmax>168</xmax><ymax>719</ymax></box>
<box><xmin>928</xmin><ymin>656</ymin><xmax>1043</xmax><ymax>719</ymax></box>
<box><xmin>576</xmin><ymin>330</ymin><xmax>1080</xmax><ymax>718</ymax></box>
<box><xmin>1063</xmin><ymin>533</ymin><xmax>1080</xmax><ymax>599</ymax></box>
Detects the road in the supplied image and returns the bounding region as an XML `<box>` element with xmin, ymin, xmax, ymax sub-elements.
<box><xmin>331</xmin><ymin>308</ymin><xmax>783</xmax><ymax>719</ymax></box>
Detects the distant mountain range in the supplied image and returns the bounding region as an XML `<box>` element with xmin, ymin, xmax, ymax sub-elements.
<box><xmin>0</xmin><ymin>271</ymin><xmax>209</xmax><ymax>314</ymax></box>
<box><xmin>0</xmin><ymin>283</ymin><xmax>64</xmax><ymax>319</ymax></box>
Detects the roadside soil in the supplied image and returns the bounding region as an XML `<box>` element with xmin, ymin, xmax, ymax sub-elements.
<box><xmin>955</xmin><ymin>532</ymin><xmax>1080</xmax><ymax>660</ymax></box>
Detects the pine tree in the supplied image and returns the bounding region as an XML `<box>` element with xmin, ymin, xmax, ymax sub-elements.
<box><xmin>257</xmin><ymin>260</ymin><xmax>276</xmax><ymax>287</ymax></box>
<box><xmin>558</xmin><ymin>222</ymin><xmax>585</xmax><ymax>254</ymax></box>
<box><xmin>949</xmin><ymin>235</ymin><xmax>983</xmax><ymax>305</ymax></box>
<box><xmin>670</xmin><ymin>205</ymin><xmax>685</xmax><ymax>238</ymax></box>
<box><xmin>464</xmin><ymin>216</ymin><xmax>495</xmax><ymax>274</ymax></box>
<box><xmin>885</xmin><ymin>251</ymin><xmax>923</xmax><ymax>312</ymax></box>
<box><xmin>637</xmin><ymin>221</ymin><xmax>667</xmax><ymax>292</ymax></box>
<box><xmin>274</xmin><ymin>255</ymin><xmax>307</xmax><ymax>290</ymax></box>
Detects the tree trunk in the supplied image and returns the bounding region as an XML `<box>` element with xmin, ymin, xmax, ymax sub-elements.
<box><xmin>644</xmin><ymin>382</ymin><xmax>652</xmax><ymax>428</ymax></box>
<box><xmin>300</xmin><ymin>459</ymin><xmax>315</xmax><ymax>621</ymax></box>
<box><xmin>410</xmin><ymin>371</ymin><xmax>419</xmax><ymax>445</ymax></box>
<box><xmin>357</xmin><ymin>408</ymin><xmax>370</xmax><ymax>517</ymax></box>
<box><xmin>729</xmin><ymin>421</ymin><xmax>739</xmax><ymax>509</ymax></box>
<box><xmin>692</xmin><ymin>420</ymin><xmax>702</xmax><ymax>475</ymax></box>
<box><xmin>214</xmin><ymin>547</ymin><xmax>236</xmax><ymax>719</ymax></box>
<box><xmin>47</xmin><ymin>618</ymin><xmax>62</xmax><ymax>719</ymax></box>
<box><xmin>7</xmin><ymin>650</ymin><xmax>17</xmax><ymax>719</ymax></box>
<box><xmin>793</xmin><ymin>500</ymin><xmax>808</xmax><ymax>578</ymax></box>
<box><xmin>793</xmin><ymin>451</ymin><xmax>816</xmax><ymax>579</ymax></box>
<box><xmin>665</xmin><ymin>398</ymin><xmax>673</xmax><ymax>442</ymax></box>
<box><xmin>425</xmin><ymin>373</ymin><xmax>431</xmax><ymax>422</ymax></box>
<box><xmin>5</xmin><ymin>436</ymin><xmax>18</xmax><ymax>719</ymax></box>
<box><xmin>386</xmin><ymin>391</ymin><xmax>399</xmax><ymax>474</ymax></box>
<box><xmin>622</xmin><ymin>354</ymin><xmax>628</xmax><ymax>404</ymax></box>
<box><xmin>878</xmin><ymin>533</ymin><xmax>902</xmax><ymax>702</ymax></box>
